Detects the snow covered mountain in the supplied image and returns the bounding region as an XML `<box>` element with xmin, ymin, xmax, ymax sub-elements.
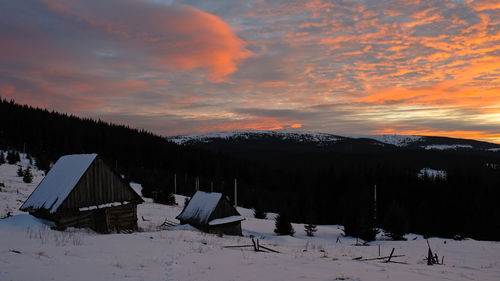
<box><xmin>169</xmin><ymin>130</ymin><xmax>345</xmax><ymax>145</ymax></box>
<box><xmin>167</xmin><ymin>130</ymin><xmax>500</xmax><ymax>152</ymax></box>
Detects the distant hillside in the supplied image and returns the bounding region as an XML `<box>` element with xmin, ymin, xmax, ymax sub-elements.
<box><xmin>168</xmin><ymin>130</ymin><xmax>500</xmax><ymax>241</ymax></box>
<box><xmin>167</xmin><ymin>130</ymin><xmax>500</xmax><ymax>174</ymax></box>
<box><xmin>169</xmin><ymin>130</ymin><xmax>500</xmax><ymax>151</ymax></box>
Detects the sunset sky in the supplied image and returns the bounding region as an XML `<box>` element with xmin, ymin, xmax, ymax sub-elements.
<box><xmin>1</xmin><ymin>0</ymin><xmax>499</xmax><ymax>143</ymax></box>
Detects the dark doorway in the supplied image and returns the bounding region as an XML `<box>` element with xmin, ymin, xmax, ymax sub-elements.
<box><xmin>93</xmin><ymin>209</ymin><xmax>109</xmax><ymax>233</ymax></box>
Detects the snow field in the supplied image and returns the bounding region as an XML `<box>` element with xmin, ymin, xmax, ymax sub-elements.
<box><xmin>418</xmin><ymin>168</ymin><xmax>447</xmax><ymax>180</ymax></box>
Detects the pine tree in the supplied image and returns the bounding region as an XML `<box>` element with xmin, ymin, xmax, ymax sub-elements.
<box><xmin>165</xmin><ymin>192</ymin><xmax>176</xmax><ymax>205</ymax></box>
<box><xmin>274</xmin><ymin>211</ymin><xmax>295</xmax><ymax>236</ymax></box>
<box><xmin>253</xmin><ymin>200</ymin><xmax>267</xmax><ymax>219</ymax></box>
<box><xmin>23</xmin><ymin>167</ymin><xmax>33</xmax><ymax>183</ymax></box>
<box><xmin>304</xmin><ymin>223</ymin><xmax>317</xmax><ymax>237</ymax></box>
<box><xmin>341</xmin><ymin>188</ymin><xmax>378</xmax><ymax>242</ymax></box>
<box><xmin>7</xmin><ymin>150</ymin><xmax>19</xmax><ymax>164</ymax></box>
<box><xmin>0</xmin><ymin>152</ymin><xmax>5</xmax><ymax>165</ymax></box>
<box><xmin>383</xmin><ymin>201</ymin><xmax>408</xmax><ymax>241</ymax></box>
<box><xmin>154</xmin><ymin>189</ymin><xmax>176</xmax><ymax>205</ymax></box>
<box><xmin>253</xmin><ymin>208</ymin><xmax>267</xmax><ymax>219</ymax></box>
<box><xmin>17</xmin><ymin>166</ymin><xmax>24</xmax><ymax>177</ymax></box>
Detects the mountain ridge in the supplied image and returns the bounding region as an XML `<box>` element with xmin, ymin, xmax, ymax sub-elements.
<box><xmin>167</xmin><ymin>130</ymin><xmax>500</xmax><ymax>151</ymax></box>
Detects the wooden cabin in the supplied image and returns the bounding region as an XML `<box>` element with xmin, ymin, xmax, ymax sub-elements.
<box><xmin>20</xmin><ymin>154</ymin><xmax>143</xmax><ymax>233</ymax></box>
<box><xmin>176</xmin><ymin>191</ymin><xmax>244</xmax><ymax>235</ymax></box>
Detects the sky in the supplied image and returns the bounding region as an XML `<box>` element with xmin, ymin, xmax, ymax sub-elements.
<box><xmin>1</xmin><ymin>0</ymin><xmax>499</xmax><ymax>143</ymax></box>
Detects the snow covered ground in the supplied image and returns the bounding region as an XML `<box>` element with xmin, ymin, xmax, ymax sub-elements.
<box><xmin>351</xmin><ymin>135</ymin><xmax>424</xmax><ymax>147</ymax></box>
<box><xmin>418</xmin><ymin>168</ymin><xmax>447</xmax><ymax>180</ymax></box>
<box><xmin>423</xmin><ymin>144</ymin><xmax>473</xmax><ymax>150</ymax></box>
<box><xmin>1</xmin><ymin>155</ymin><xmax>500</xmax><ymax>280</ymax></box>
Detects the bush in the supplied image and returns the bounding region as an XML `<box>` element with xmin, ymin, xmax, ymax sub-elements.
<box><xmin>23</xmin><ymin>167</ymin><xmax>33</xmax><ymax>183</ymax></box>
<box><xmin>17</xmin><ymin>166</ymin><xmax>24</xmax><ymax>177</ymax></box>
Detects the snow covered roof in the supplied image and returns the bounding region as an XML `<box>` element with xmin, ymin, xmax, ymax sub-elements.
<box><xmin>208</xmin><ymin>215</ymin><xmax>245</xmax><ymax>226</ymax></box>
<box><xmin>20</xmin><ymin>154</ymin><xmax>97</xmax><ymax>213</ymax></box>
<box><xmin>176</xmin><ymin>191</ymin><xmax>222</xmax><ymax>224</ymax></box>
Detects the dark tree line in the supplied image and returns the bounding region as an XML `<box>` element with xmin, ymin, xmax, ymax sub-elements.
<box><xmin>1</xmin><ymin>98</ymin><xmax>500</xmax><ymax>241</ymax></box>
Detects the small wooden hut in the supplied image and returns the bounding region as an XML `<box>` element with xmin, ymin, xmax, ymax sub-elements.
<box><xmin>20</xmin><ymin>154</ymin><xmax>143</xmax><ymax>233</ymax></box>
<box><xmin>176</xmin><ymin>191</ymin><xmax>244</xmax><ymax>235</ymax></box>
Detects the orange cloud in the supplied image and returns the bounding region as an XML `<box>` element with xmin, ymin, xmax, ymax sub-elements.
<box><xmin>41</xmin><ymin>0</ymin><xmax>252</xmax><ymax>82</ymax></box>
<box><xmin>160</xmin><ymin>6</ymin><xmax>253</xmax><ymax>82</ymax></box>
<box><xmin>184</xmin><ymin>117</ymin><xmax>303</xmax><ymax>134</ymax></box>
<box><xmin>372</xmin><ymin>126</ymin><xmax>500</xmax><ymax>144</ymax></box>
<box><xmin>468</xmin><ymin>0</ymin><xmax>500</xmax><ymax>11</ymax></box>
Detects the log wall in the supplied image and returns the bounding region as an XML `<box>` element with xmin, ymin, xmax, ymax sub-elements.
<box><xmin>47</xmin><ymin>203</ymin><xmax>138</xmax><ymax>233</ymax></box>
<box><xmin>60</xmin><ymin>158</ymin><xmax>140</xmax><ymax>210</ymax></box>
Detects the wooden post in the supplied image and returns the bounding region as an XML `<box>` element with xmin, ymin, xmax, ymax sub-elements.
<box><xmin>378</xmin><ymin>245</ymin><xmax>381</xmax><ymax>256</ymax></box>
<box><xmin>386</xmin><ymin>248</ymin><xmax>395</xmax><ymax>263</ymax></box>
<box><xmin>427</xmin><ymin>248</ymin><xmax>433</xmax><ymax>265</ymax></box>
<box><xmin>374</xmin><ymin>184</ymin><xmax>377</xmax><ymax>225</ymax></box>
<box><xmin>252</xmin><ymin>238</ymin><xmax>257</xmax><ymax>252</ymax></box>
<box><xmin>104</xmin><ymin>208</ymin><xmax>110</xmax><ymax>234</ymax></box>
<box><xmin>234</xmin><ymin>178</ymin><xmax>237</xmax><ymax>208</ymax></box>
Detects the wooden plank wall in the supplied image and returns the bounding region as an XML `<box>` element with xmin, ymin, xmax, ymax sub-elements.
<box><xmin>54</xmin><ymin>203</ymin><xmax>138</xmax><ymax>233</ymax></box>
<box><xmin>208</xmin><ymin>221</ymin><xmax>242</xmax><ymax>236</ymax></box>
<box><xmin>60</xmin><ymin>158</ymin><xmax>139</xmax><ymax>210</ymax></box>
<box><xmin>209</xmin><ymin>199</ymin><xmax>240</xmax><ymax>222</ymax></box>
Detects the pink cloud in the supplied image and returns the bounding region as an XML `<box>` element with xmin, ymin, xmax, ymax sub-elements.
<box><xmin>40</xmin><ymin>0</ymin><xmax>252</xmax><ymax>82</ymax></box>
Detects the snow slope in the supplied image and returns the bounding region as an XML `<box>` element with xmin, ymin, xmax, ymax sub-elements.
<box><xmin>423</xmin><ymin>144</ymin><xmax>473</xmax><ymax>150</ymax></box>
<box><xmin>418</xmin><ymin>168</ymin><xmax>447</xmax><ymax>180</ymax></box>
<box><xmin>1</xmin><ymin>157</ymin><xmax>500</xmax><ymax>281</ymax></box>
<box><xmin>168</xmin><ymin>130</ymin><xmax>426</xmax><ymax>147</ymax></box>
<box><xmin>0</xmin><ymin>152</ymin><xmax>45</xmax><ymax>218</ymax></box>
<box><xmin>351</xmin><ymin>134</ymin><xmax>424</xmax><ymax>147</ymax></box>
<box><xmin>168</xmin><ymin>130</ymin><xmax>342</xmax><ymax>145</ymax></box>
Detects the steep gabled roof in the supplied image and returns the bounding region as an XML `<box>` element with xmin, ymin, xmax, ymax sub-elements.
<box><xmin>20</xmin><ymin>154</ymin><xmax>97</xmax><ymax>213</ymax></box>
<box><xmin>176</xmin><ymin>191</ymin><xmax>222</xmax><ymax>225</ymax></box>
